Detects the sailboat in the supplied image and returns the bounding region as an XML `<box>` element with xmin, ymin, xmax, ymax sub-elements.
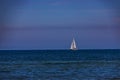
<box><xmin>70</xmin><ymin>38</ymin><xmax>77</xmax><ymax>50</ymax></box>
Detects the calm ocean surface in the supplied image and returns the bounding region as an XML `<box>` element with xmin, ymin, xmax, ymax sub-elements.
<box><xmin>0</xmin><ymin>49</ymin><xmax>120</xmax><ymax>80</ymax></box>
<box><xmin>0</xmin><ymin>49</ymin><xmax>120</xmax><ymax>61</ymax></box>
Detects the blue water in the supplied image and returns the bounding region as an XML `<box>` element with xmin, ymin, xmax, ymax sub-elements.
<box><xmin>0</xmin><ymin>50</ymin><xmax>120</xmax><ymax>80</ymax></box>
<box><xmin>0</xmin><ymin>49</ymin><xmax>120</xmax><ymax>61</ymax></box>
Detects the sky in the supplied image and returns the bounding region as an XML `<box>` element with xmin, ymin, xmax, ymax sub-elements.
<box><xmin>0</xmin><ymin>0</ymin><xmax>120</xmax><ymax>49</ymax></box>
<box><xmin>8</xmin><ymin>0</ymin><xmax>117</xmax><ymax>27</ymax></box>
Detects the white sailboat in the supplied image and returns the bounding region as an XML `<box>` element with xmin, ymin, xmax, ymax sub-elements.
<box><xmin>70</xmin><ymin>38</ymin><xmax>77</xmax><ymax>50</ymax></box>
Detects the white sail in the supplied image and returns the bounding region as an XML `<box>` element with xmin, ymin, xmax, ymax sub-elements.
<box><xmin>70</xmin><ymin>38</ymin><xmax>77</xmax><ymax>50</ymax></box>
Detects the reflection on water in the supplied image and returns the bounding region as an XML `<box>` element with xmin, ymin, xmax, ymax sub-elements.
<box><xmin>0</xmin><ymin>61</ymin><xmax>120</xmax><ymax>80</ymax></box>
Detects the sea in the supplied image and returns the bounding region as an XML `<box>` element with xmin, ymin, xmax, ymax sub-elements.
<box><xmin>0</xmin><ymin>49</ymin><xmax>120</xmax><ymax>80</ymax></box>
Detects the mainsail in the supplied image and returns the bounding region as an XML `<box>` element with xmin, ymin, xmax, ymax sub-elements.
<box><xmin>70</xmin><ymin>38</ymin><xmax>77</xmax><ymax>50</ymax></box>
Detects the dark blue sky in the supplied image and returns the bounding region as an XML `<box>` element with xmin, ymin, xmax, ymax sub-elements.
<box><xmin>9</xmin><ymin>0</ymin><xmax>115</xmax><ymax>27</ymax></box>
<box><xmin>0</xmin><ymin>0</ymin><xmax>120</xmax><ymax>49</ymax></box>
